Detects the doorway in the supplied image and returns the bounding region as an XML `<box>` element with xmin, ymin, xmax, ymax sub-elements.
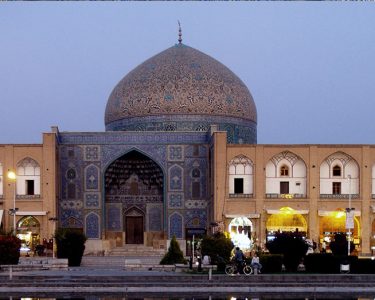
<box><xmin>125</xmin><ymin>216</ymin><xmax>144</xmax><ymax>244</ymax></box>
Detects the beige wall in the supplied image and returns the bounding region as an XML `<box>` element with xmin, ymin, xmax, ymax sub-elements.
<box><xmin>212</xmin><ymin>131</ymin><xmax>375</xmax><ymax>255</ymax></box>
<box><xmin>0</xmin><ymin>132</ymin><xmax>57</xmax><ymax>241</ymax></box>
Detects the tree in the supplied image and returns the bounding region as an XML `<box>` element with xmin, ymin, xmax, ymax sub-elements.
<box><xmin>55</xmin><ymin>228</ymin><xmax>87</xmax><ymax>266</ymax></box>
<box><xmin>160</xmin><ymin>236</ymin><xmax>186</xmax><ymax>265</ymax></box>
<box><xmin>266</xmin><ymin>232</ymin><xmax>308</xmax><ymax>272</ymax></box>
<box><xmin>200</xmin><ymin>232</ymin><xmax>234</xmax><ymax>264</ymax></box>
<box><xmin>0</xmin><ymin>232</ymin><xmax>21</xmax><ymax>265</ymax></box>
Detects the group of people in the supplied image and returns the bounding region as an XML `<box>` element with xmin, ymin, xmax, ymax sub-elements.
<box><xmin>234</xmin><ymin>247</ymin><xmax>262</xmax><ymax>273</ymax></box>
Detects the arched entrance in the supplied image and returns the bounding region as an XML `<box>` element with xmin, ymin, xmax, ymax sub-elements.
<box><xmin>228</xmin><ymin>217</ymin><xmax>253</xmax><ymax>250</ymax></box>
<box><xmin>319</xmin><ymin>209</ymin><xmax>360</xmax><ymax>252</ymax></box>
<box><xmin>266</xmin><ymin>207</ymin><xmax>307</xmax><ymax>240</ymax></box>
<box><xmin>105</xmin><ymin>150</ymin><xmax>164</xmax><ymax>246</ymax></box>
<box><xmin>17</xmin><ymin>216</ymin><xmax>40</xmax><ymax>252</ymax></box>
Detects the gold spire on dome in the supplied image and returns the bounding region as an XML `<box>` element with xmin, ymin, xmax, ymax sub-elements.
<box><xmin>178</xmin><ymin>21</ymin><xmax>182</xmax><ymax>44</ymax></box>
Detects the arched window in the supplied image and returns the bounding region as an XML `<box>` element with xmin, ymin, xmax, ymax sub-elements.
<box><xmin>265</xmin><ymin>151</ymin><xmax>307</xmax><ymax>198</ymax></box>
<box><xmin>280</xmin><ymin>165</ymin><xmax>289</xmax><ymax>176</ymax></box>
<box><xmin>333</xmin><ymin>165</ymin><xmax>341</xmax><ymax>177</ymax></box>
<box><xmin>16</xmin><ymin>158</ymin><xmax>41</xmax><ymax>196</ymax></box>
<box><xmin>228</xmin><ymin>155</ymin><xmax>253</xmax><ymax>197</ymax></box>
<box><xmin>320</xmin><ymin>152</ymin><xmax>359</xmax><ymax>197</ymax></box>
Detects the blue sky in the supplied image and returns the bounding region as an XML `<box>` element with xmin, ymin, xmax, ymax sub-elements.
<box><xmin>0</xmin><ymin>3</ymin><xmax>374</xmax><ymax>144</ymax></box>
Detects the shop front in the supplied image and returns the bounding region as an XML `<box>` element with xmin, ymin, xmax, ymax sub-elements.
<box><xmin>319</xmin><ymin>209</ymin><xmax>361</xmax><ymax>253</ymax></box>
<box><xmin>17</xmin><ymin>216</ymin><xmax>41</xmax><ymax>255</ymax></box>
<box><xmin>265</xmin><ymin>207</ymin><xmax>308</xmax><ymax>241</ymax></box>
<box><xmin>224</xmin><ymin>214</ymin><xmax>260</xmax><ymax>251</ymax></box>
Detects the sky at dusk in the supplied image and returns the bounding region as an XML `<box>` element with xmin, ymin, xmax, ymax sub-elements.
<box><xmin>1</xmin><ymin>3</ymin><xmax>374</xmax><ymax>144</ymax></box>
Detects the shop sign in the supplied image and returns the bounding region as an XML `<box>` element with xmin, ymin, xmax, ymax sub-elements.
<box><xmin>346</xmin><ymin>210</ymin><xmax>354</xmax><ymax>229</ymax></box>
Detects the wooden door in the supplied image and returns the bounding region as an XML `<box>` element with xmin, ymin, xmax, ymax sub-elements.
<box><xmin>126</xmin><ymin>216</ymin><xmax>144</xmax><ymax>244</ymax></box>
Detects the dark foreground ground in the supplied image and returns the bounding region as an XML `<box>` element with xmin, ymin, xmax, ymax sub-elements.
<box><xmin>1</xmin><ymin>267</ymin><xmax>375</xmax><ymax>298</ymax></box>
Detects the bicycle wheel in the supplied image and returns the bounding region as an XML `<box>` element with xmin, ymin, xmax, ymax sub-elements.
<box><xmin>225</xmin><ymin>265</ymin><xmax>235</xmax><ymax>275</ymax></box>
<box><xmin>243</xmin><ymin>265</ymin><xmax>253</xmax><ymax>275</ymax></box>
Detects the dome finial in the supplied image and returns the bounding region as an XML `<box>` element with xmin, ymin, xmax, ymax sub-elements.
<box><xmin>178</xmin><ymin>20</ymin><xmax>182</xmax><ymax>44</ymax></box>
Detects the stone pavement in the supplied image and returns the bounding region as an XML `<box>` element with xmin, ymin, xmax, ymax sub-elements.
<box><xmin>2</xmin><ymin>266</ymin><xmax>375</xmax><ymax>298</ymax></box>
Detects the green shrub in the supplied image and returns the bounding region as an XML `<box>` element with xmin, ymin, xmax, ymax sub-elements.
<box><xmin>201</xmin><ymin>232</ymin><xmax>234</xmax><ymax>266</ymax></box>
<box><xmin>258</xmin><ymin>254</ymin><xmax>283</xmax><ymax>273</ymax></box>
<box><xmin>55</xmin><ymin>228</ymin><xmax>87</xmax><ymax>266</ymax></box>
<box><xmin>0</xmin><ymin>234</ymin><xmax>21</xmax><ymax>265</ymax></box>
<box><xmin>266</xmin><ymin>232</ymin><xmax>308</xmax><ymax>272</ymax></box>
<box><xmin>160</xmin><ymin>236</ymin><xmax>186</xmax><ymax>265</ymax></box>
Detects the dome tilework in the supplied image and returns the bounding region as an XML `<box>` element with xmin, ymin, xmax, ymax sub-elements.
<box><xmin>105</xmin><ymin>44</ymin><xmax>257</xmax><ymax>127</ymax></box>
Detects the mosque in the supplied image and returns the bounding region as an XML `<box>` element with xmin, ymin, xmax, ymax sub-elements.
<box><xmin>1</xmin><ymin>30</ymin><xmax>375</xmax><ymax>256</ymax></box>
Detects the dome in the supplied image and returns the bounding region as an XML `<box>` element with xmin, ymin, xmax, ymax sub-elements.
<box><xmin>105</xmin><ymin>43</ymin><xmax>257</xmax><ymax>144</ymax></box>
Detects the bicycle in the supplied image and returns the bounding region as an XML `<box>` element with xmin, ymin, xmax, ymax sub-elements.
<box><xmin>225</xmin><ymin>261</ymin><xmax>253</xmax><ymax>275</ymax></box>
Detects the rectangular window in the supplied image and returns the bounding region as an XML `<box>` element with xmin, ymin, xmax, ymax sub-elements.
<box><xmin>25</xmin><ymin>180</ymin><xmax>35</xmax><ymax>195</ymax></box>
<box><xmin>234</xmin><ymin>178</ymin><xmax>244</xmax><ymax>194</ymax></box>
<box><xmin>280</xmin><ymin>181</ymin><xmax>289</xmax><ymax>194</ymax></box>
<box><xmin>332</xmin><ymin>182</ymin><xmax>341</xmax><ymax>194</ymax></box>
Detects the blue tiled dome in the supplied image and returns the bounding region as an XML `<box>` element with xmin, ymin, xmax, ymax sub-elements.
<box><xmin>105</xmin><ymin>43</ymin><xmax>257</xmax><ymax>144</ymax></box>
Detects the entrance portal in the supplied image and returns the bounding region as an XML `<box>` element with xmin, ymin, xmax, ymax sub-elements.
<box><xmin>105</xmin><ymin>150</ymin><xmax>164</xmax><ymax>246</ymax></box>
<box><xmin>125</xmin><ymin>216</ymin><xmax>144</xmax><ymax>244</ymax></box>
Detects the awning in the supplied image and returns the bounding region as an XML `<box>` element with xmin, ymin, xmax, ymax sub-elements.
<box><xmin>224</xmin><ymin>214</ymin><xmax>260</xmax><ymax>219</ymax></box>
<box><xmin>318</xmin><ymin>210</ymin><xmax>361</xmax><ymax>217</ymax></box>
<box><xmin>15</xmin><ymin>211</ymin><xmax>48</xmax><ymax>216</ymax></box>
<box><xmin>266</xmin><ymin>209</ymin><xmax>309</xmax><ymax>215</ymax></box>
<box><xmin>0</xmin><ymin>210</ymin><xmax>3</xmax><ymax>225</ymax></box>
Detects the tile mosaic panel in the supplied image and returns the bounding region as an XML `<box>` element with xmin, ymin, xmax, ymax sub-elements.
<box><xmin>168</xmin><ymin>193</ymin><xmax>183</xmax><ymax>209</ymax></box>
<box><xmin>106</xmin><ymin>203</ymin><xmax>122</xmax><ymax>231</ymax></box>
<box><xmin>169</xmin><ymin>164</ymin><xmax>183</xmax><ymax>191</ymax></box>
<box><xmin>84</xmin><ymin>192</ymin><xmax>101</xmax><ymax>209</ymax></box>
<box><xmin>85</xmin><ymin>164</ymin><xmax>99</xmax><ymax>191</ymax></box>
<box><xmin>84</xmin><ymin>146</ymin><xmax>100</xmax><ymax>161</ymax></box>
<box><xmin>185</xmin><ymin>209</ymin><xmax>207</xmax><ymax>228</ymax></box>
<box><xmin>169</xmin><ymin>213</ymin><xmax>183</xmax><ymax>239</ymax></box>
<box><xmin>168</xmin><ymin>145</ymin><xmax>184</xmax><ymax>161</ymax></box>
<box><xmin>147</xmin><ymin>204</ymin><xmax>163</xmax><ymax>231</ymax></box>
<box><xmin>85</xmin><ymin>212</ymin><xmax>100</xmax><ymax>239</ymax></box>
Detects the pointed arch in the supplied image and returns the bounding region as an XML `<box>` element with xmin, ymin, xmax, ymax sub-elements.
<box><xmin>169</xmin><ymin>164</ymin><xmax>183</xmax><ymax>191</ymax></box>
<box><xmin>85</xmin><ymin>164</ymin><xmax>100</xmax><ymax>191</ymax></box>
<box><xmin>169</xmin><ymin>212</ymin><xmax>183</xmax><ymax>239</ymax></box>
<box><xmin>85</xmin><ymin>212</ymin><xmax>100</xmax><ymax>239</ymax></box>
<box><xmin>265</xmin><ymin>151</ymin><xmax>307</xmax><ymax>198</ymax></box>
<box><xmin>228</xmin><ymin>154</ymin><xmax>254</xmax><ymax>197</ymax></box>
<box><xmin>16</xmin><ymin>157</ymin><xmax>41</xmax><ymax>196</ymax></box>
<box><xmin>104</xmin><ymin>149</ymin><xmax>165</xmax><ymax>244</ymax></box>
<box><xmin>320</xmin><ymin>152</ymin><xmax>359</xmax><ymax>197</ymax></box>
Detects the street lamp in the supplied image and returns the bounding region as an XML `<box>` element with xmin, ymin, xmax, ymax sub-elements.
<box><xmin>346</xmin><ymin>175</ymin><xmax>354</xmax><ymax>256</ymax></box>
<box><xmin>7</xmin><ymin>171</ymin><xmax>18</xmax><ymax>236</ymax></box>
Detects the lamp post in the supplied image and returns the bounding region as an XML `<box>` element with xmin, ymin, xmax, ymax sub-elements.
<box><xmin>346</xmin><ymin>175</ymin><xmax>353</xmax><ymax>256</ymax></box>
<box><xmin>7</xmin><ymin>171</ymin><xmax>18</xmax><ymax>236</ymax></box>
